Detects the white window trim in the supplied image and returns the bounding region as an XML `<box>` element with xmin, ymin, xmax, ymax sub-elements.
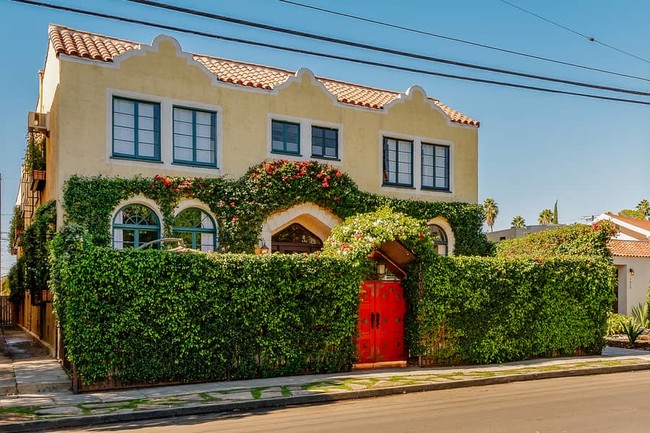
<box><xmin>111</xmin><ymin>196</ymin><xmax>163</xmax><ymax>249</ymax></box>
<box><xmin>378</xmin><ymin>131</ymin><xmax>454</xmax><ymax>196</ymax></box>
<box><xmin>267</xmin><ymin>113</ymin><xmax>343</xmax><ymax>165</ymax></box>
<box><xmin>106</xmin><ymin>89</ymin><xmax>223</xmax><ymax>174</ymax></box>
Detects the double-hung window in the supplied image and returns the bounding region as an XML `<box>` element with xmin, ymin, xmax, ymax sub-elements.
<box><xmin>173</xmin><ymin>107</ymin><xmax>217</xmax><ymax>167</ymax></box>
<box><xmin>382</xmin><ymin>137</ymin><xmax>413</xmax><ymax>187</ymax></box>
<box><xmin>421</xmin><ymin>143</ymin><xmax>450</xmax><ymax>191</ymax></box>
<box><xmin>112</xmin><ymin>97</ymin><xmax>160</xmax><ymax>161</ymax></box>
<box><xmin>271</xmin><ymin>120</ymin><xmax>300</xmax><ymax>155</ymax></box>
<box><xmin>311</xmin><ymin>126</ymin><xmax>338</xmax><ymax>159</ymax></box>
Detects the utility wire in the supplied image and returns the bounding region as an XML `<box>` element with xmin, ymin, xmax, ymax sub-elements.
<box><xmin>123</xmin><ymin>0</ymin><xmax>650</xmax><ymax>97</ymax></box>
<box><xmin>10</xmin><ymin>0</ymin><xmax>650</xmax><ymax>106</ymax></box>
<box><xmin>278</xmin><ymin>0</ymin><xmax>650</xmax><ymax>83</ymax></box>
<box><xmin>499</xmin><ymin>0</ymin><xmax>650</xmax><ymax>65</ymax></box>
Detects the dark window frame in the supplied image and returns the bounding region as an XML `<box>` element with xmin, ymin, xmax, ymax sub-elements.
<box><xmin>172</xmin><ymin>106</ymin><xmax>218</xmax><ymax>168</ymax></box>
<box><xmin>421</xmin><ymin>143</ymin><xmax>451</xmax><ymax>192</ymax></box>
<box><xmin>311</xmin><ymin>125</ymin><xmax>339</xmax><ymax>160</ymax></box>
<box><xmin>382</xmin><ymin>137</ymin><xmax>413</xmax><ymax>187</ymax></box>
<box><xmin>112</xmin><ymin>204</ymin><xmax>161</xmax><ymax>249</ymax></box>
<box><xmin>112</xmin><ymin>96</ymin><xmax>161</xmax><ymax>161</ymax></box>
<box><xmin>271</xmin><ymin>120</ymin><xmax>301</xmax><ymax>155</ymax></box>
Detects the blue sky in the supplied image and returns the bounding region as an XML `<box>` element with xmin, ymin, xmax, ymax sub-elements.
<box><xmin>1</xmin><ymin>0</ymin><xmax>650</xmax><ymax>274</ymax></box>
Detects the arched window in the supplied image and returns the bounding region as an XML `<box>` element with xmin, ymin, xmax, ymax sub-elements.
<box><xmin>172</xmin><ymin>208</ymin><xmax>217</xmax><ymax>252</ymax></box>
<box><xmin>429</xmin><ymin>224</ymin><xmax>448</xmax><ymax>256</ymax></box>
<box><xmin>113</xmin><ymin>204</ymin><xmax>160</xmax><ymax>249</ymax></box>
<box><xmin>272</xmin><ymin>223</ymin><xmax>323</xmax><ymax>254</ymax></box>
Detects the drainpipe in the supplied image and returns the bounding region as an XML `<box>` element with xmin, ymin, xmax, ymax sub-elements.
<box><xmin>38</xmin><ymin>70</ymin><xmax>44</xmax><ymax>113</ymax></box>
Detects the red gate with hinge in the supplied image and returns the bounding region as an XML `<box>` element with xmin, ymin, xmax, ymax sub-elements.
<box><xmin>357</xmin><ymin>280</ymin><xmax>406</xmax><ymax>365</ymax></box>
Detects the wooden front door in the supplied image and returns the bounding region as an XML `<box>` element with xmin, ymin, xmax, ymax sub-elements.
<box><xmin>357</xmin><ymin>281</ymin><xmax>406</xmax><ymax>364</ymax></box>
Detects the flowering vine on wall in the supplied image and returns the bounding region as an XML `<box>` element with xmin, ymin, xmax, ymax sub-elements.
<box><xmin>62</xmin><ymin>159</ymin><xmax>490</xmax><ymax>255</ymax></box>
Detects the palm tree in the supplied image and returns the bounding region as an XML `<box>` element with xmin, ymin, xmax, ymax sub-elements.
<box><xmin>511</xmin><ymin>215</ymin><xmax>526</xmax><ymax>228</ymax></box>
<box><xmin>538</xmin><ymin>209</ymin><xmax>554</xmax><ymax>225</ymax></box>
<box><xmin>637</xmin><ymin>199</ymin><xmax>650</xmax><ymax>219</ymax></box>
<box><xmin>483</xmin><ymin>198</ymin><xmax>499</xmax><ymax>232</ymax></box>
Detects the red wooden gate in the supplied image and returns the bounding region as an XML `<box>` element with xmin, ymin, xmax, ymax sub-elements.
<box><xmin>357</xmin><ymin>281</ymin><xmax>406</xmax><ymax>365</ymax></box>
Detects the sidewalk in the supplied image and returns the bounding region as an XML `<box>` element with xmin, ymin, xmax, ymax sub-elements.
<box><xmin>1</xmin><ymin>329</ymin><xmax>650</xmax><ymax>433</ymax></box>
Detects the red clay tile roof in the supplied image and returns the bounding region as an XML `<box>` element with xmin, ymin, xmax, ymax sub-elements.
<box><xmin>608</xmin><ymin>240</ymin><xmax>650</xmax><ymax>258</ymax></box>
<box><xmin>48</xmin><ymin>24</ymin><xmax>479</xmax><ymax>126</ymax></box>
<box><xmin>606</xmin><ymin>213</ymin><xmax>650</xmax><ymax>232</ymax></box>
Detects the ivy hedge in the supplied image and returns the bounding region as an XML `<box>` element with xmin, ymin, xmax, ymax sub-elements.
<box><xmin>62</xmin><ymin>159</ymin><xmax>491</xmax><ymax>255</ymax></box>
<box><xmin>50</xmin><ymin>227</ymin><xmax>364</xmax><ymax>385</ymax></box>
<box><xmin>404</xmin><ymin>255</ymin><xmax>616</xmax><ymax>364</ymax></box>
<box><xmin>495</xmin><ymin>223</ymin><xmax>614</xmax><ymax>259</ymax></box>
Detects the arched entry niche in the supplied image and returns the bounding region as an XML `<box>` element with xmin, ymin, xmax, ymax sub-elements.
<box><xmin>261</xmin><ymin>203</ymin><xmax>341</xmax><ymax>254</ymax></box>
<box><xmin>427</xmin><ymin>217</ymin><xmax>455</xmax><ymax>256</ymax></box>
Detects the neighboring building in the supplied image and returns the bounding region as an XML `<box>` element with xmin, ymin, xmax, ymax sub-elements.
<box><xmin>11</xmin><ymin>24</ymin><xmax>480</xmax><ymax>355</ymax></box>
<box><xmin>486</xmin><ymin>224</ymin><xmax>563</xmax><ymax>243</ymax></box>
<box><xmin>594</xmin><ymin>213</ymin><xmax>650</xmax><ymax>314</ymax></box>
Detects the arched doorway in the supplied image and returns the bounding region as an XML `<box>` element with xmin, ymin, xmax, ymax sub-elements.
<box><xmin>271</xmin><ymin>223</ymin><xmax>323</xmax><ymax>254</ymax></box>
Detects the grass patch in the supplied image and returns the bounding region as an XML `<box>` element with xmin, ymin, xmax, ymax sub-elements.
<box><xmin>200</xmin><ymin>392</ymin><xmax>220</xmax><ymax>402</ymax></box>
<box><xmin>251</xmin><ymin>388</ymin><xmax>264</xmax><ymax>399</ymax></box>
<box><xmin>280</xmin><ymin>386</ymin><xmax>292</xmax><ymax>397</ymax></box>
<box><xmin>0</xmin><ymin>406</ymin><xmax>41</xmax><ymax>415</ymax></box>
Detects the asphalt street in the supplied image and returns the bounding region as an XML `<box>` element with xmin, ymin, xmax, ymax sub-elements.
<box><xmin>54</xmin><ymin>370</ymin><xmax>650</xmax><ymax>433</ymax></box>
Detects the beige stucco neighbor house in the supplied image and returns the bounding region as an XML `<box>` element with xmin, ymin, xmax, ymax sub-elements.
<box><xmin>594</xmin><ymin>213</ymin><xmax>650</xmax><ymax>314</ymax></box>
<box><xmin>13</xmin><ymin>24</ymin><xmax>480</xmax><ymax>355</ymax></box>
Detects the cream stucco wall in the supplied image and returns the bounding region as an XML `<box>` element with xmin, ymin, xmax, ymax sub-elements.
<box><xmin>48</xmin><ymin>35</ymin><xmax>478</xmax><ymax>211</ymax></box>
<box><xmin>613</xmin><ymin>257</ymin><xmax>650</xmax><ymax>315</ymax></box>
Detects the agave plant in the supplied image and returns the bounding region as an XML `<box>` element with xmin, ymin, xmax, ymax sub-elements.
<box><xmin>621</xmin><ymin>318</ymin><xmax>644</xmax><ymax>344</ymax></box>
<box><xmin>631</xmin><ymin>302</ymin><xmax>650</xmax><ymax>329</ymax></box>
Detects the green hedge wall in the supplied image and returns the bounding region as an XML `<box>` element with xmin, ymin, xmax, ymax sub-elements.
<box><xmin>51</xmin><ymin>229</ymin><xmax>364</xmax><ymax>385</ymax></box>
<box><xmin>404</xmin><ymin>255</ymin><xmax>616</xmax><ymax>364</ymax></box>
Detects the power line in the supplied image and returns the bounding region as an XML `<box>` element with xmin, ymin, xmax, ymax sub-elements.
<box><xmin>278</xmin><ymin>0</ymin><xmax>650</xmax><ymax>83</ymax></box>
<box><xmin>498</xmin><ymin>0</ymin><xmax>650</xmax><ymax>65</ymax></box>
<box><xmin>123</xmin><ymin>0</ymin><xmax>650</xmax><ymax>98</ymax></box>
<box><xmin>10</xmin><ymin>0</ymin><xmax>650</xmax><ymax>106</ymax></box>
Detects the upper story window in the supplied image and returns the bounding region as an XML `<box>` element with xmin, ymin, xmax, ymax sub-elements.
<box><xmin>112</xmin><ymin>204</ymin><xmax>160</xmax><ymax>249</ymax></box>
<box><xmin>172</xmin><ymin>207</ymin><xmax>217</xmax><ymax>252</ymax></box>
<box><xmin>421</xmin><ymin>143</ymin><xmax>450</xmax><ymax>191</ymax></box>
<box><xmin>311</xmin><ymin>126</ymin><xmax>339</xmax><ymax>160</ymax></box>
<box><xmin>383</xmin><ymin>137</ymin><xmax>413</xmax><ymax>187</ymax></box>
<box><xmin>112</xmin><ymin>97</ymin><xmax>161</xmax><ymax>161</ymax></box>
<box><xmin>173</xmin><ymin>107</ymin><xmax>217</xmax><ymax>167</ymax></box>
<box><xmin>271</xmin><ymin>120</ymin><xmax>300</xmax><ymax>155</ymax></box>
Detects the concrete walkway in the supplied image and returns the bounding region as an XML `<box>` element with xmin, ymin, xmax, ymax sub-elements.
<box><xmin>0</xmin><ymin>328</ymin><xmax>70</xmax><ymax>397</ymax></box>
<box><xmin>1</xmin><ymin>329</ymin><xmax>650</xmax><ymax>432</ymax></box>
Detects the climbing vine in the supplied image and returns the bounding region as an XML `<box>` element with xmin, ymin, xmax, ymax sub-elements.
<box><xmin>63</xmin><ymin>159</ymin><xmax>490</xmax><ymax>255</ymax></box>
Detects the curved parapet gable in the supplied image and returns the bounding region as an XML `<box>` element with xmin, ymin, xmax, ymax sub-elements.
<box><xmin>384</xmin><ymin>85</ymin><xmax>477</xmax><ymax>129</ymax></box>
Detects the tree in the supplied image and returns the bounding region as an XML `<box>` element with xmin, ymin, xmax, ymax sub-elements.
<box><xmin>636</xmin><ymin>199</ymin><xmax>650</xmax><ymax>219</ymax></box>
<box><xmin>539</xmin><ymin>209</ymin><xmax>554</xmax><ymax>225</ymax></box>
<box><xmin>552</xmin><ymin>200</ymin><xmax>559</xmax><ymax>225</ymax></box>
<box><xmin>511</xmin><ymin>215</ymin><xmax>526</xmax><ymax>228</ymax></box>
<box><xmin>618</xmin><ymin>209</ymin><xmax>645</xmax><ymax>220</ymax></box>
<box><xmin>483</xmin><ymin>198</ymin><xmax>499</xmax><ymax>232</ymax></box>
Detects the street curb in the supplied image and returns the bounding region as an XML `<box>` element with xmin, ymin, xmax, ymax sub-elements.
<box><xmin>3</xmin><ymin>362</ymin><xmax>650</xmax><ymax>433</ymax></box>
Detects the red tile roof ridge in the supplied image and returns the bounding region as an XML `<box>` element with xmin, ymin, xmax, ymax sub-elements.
<box><xmin>49</xmin><ymin>24</ymin><xmax>141</xmax><ymax>53</ymax></box>
<box><xmin>192</xmin><ymin>54</ymin><xmax>295</xmax><ymax>78</ymax></box>
<box><xmin>47</xmin><ymin>24</ymin><xmax>479</xmax><ymax>126</ymax></box>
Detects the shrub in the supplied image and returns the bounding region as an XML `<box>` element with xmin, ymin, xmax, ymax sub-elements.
<box><xmin>495</xmin><ymin>223</ymin><xmax>615</xmax><ymax>259</ymax></box>
<box><xmin>621</xmin><ymin>318</ymin><xmax>644</xmax><ymax>344</ymax></box>
<box><xmin>404</xmin><ymin>255</ymin><xmax>616</xmax><ymax>364</ymax></box>
<box><xmin>631</xmin><ymin>303</ymin><xmax>650</xmax><ymax>329</ymax></box>
<box><xmin>50</xmin><ymin>236</ymin><xmax>364</xmax><ymax>385</ymax></box>
<box><xmin>606</xmin><ymin>313</ymin><xmax>629</xmax><ymax>336</ymax></box>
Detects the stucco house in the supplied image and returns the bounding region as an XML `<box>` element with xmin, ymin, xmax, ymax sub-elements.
<box><xmin>594</xmin><ymin>213</ymin><xmax>650</xmax><ymax>314</ymax></box>
<box><xmin>12</xmin><ymin>24</ymin><xmax>480</xmax><ymax>356</ymax></box>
